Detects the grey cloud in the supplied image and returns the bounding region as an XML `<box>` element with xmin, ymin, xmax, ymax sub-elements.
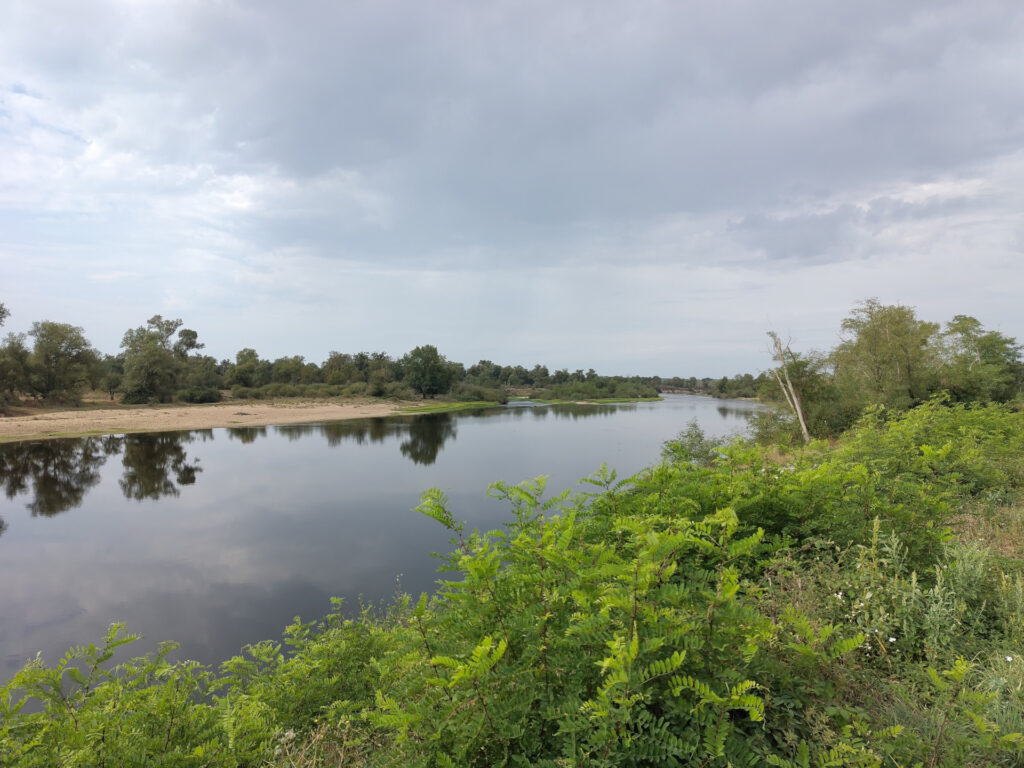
<box><xmin>2</xmin><ymin>0</ymin><xmax>1023</xmax><ymax>372</ymax></box>
<box><xmin>10</xmin><ymin>0</ymin><xmax>1023</xmax><ymax>250</ymax></box>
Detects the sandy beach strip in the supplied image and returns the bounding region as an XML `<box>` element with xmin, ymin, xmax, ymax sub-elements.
<box><xmin>0</xmin><ymin>399</ymin><xmax>403</xmax><ymax>442</ymax></box>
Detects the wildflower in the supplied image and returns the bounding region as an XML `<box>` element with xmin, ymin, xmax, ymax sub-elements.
<box><xmin>888</xmin><ymin>637</ymin><xmax>896</xmax><ymax>643</ymax></box>
<box><xmin>1007</xmin><ymin>656</ymin><xmax>1014</xmax><ymax>662</ymax></box>
<box><xmin>835</xmin><ymin>591</ymin><xmax>844</xmax><ymax>600</ymax></box>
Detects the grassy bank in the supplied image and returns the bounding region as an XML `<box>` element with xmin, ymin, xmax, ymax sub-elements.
<box><xmin>2</xmin><ymin>400</ymin><xmax>1023</xmax><ymax>766</ymax></box>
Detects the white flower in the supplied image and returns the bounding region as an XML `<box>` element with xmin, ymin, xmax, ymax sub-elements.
<box><xmin>1007</xmin><ymin>656</ymin><xmax>1014</xmax><ymax>662</ymax></box>
<box><xmin>888</xmin><ymin>637</ymin><xmax>896</xmax><ymax>643</ymax></box>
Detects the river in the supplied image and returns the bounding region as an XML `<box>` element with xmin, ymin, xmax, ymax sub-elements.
<box><xmin>0</xmin><ymin>394</ymin><xmax>763</xmax><ymax>677</ymax></box>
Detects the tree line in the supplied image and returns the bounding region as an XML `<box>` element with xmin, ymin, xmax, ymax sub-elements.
<box><xmin>761</xmin><ymin>298</ymin><xmax>1023</xmax><ymax>441</ymax></box>
<box><xmin>0</xmin><ymin>302</ymin><xmax>662</xmax><ymax>408</ymax></box>
<box><xmin>2</xmin><ymin>298</ymin><xmax>1018</xmax><ymax>418</ymax></box>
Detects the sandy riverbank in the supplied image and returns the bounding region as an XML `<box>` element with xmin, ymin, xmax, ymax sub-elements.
<box><xmin>0</xmin><ymin>399</ymin><xmax>403</xmax><ymax>442</ymax></box>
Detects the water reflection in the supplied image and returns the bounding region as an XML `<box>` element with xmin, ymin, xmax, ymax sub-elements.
<box><xmin>0</xmin><ymin>402</ymin><xmax>653</xmax><ymax>525</ymax></box>
<box><xmin>716</xmin><ymin>405</ymin><xmax>758</xmax><ymax>419</ymax></box>
<box><xmin>321</xmin><ymin>418</ymin><xmax>397</xmax><ymax>447</ymax></box>
<box><xmin>0</xmin><ymin>436</ymin><xmax>118</xmax><ymax>517</ymax></box>
<box><xmin>399</xmin><ymin>415</ymin><xmax>456</xmax><ymax>465</ymax></box>
<box><xmin>548</xmin><ymin>403</ymin><xmax>624</xmax><ymax>420</ymax></box>
<box><xmin>226</xmin><ymin>426</ymin><xmax>266</xmax><ymax>444</ymax></box>
<box><xmin>278</xmin><ymin>415</ymin><xmax>457</xmax><ymax>466</ymax></box>
<box><xmin>119</xmin><ymin>433</ymin><xmax>207</xmax><ymax>501</ymax></box>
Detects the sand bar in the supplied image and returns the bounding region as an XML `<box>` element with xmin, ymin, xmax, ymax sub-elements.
<box><xmin>0</xmin><ymin>399</ymin><xmax>402</xmax><ymax>442</ymax></box>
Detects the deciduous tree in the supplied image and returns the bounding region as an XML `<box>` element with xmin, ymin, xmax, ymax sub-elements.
<box><xmin>938</xmin><ymin>315</ymin><xmax>1022</xmax><ymax>403</ymax></box>
<box><xmin>402</xmin><ymin>345</ymin><xmax>456</xmax><ymax>397</ymax></box>
<box><xmin>27</xmin><ymin>321</ymin><xmax>99</xmax><ymax>401</ymax></box>
<box><xmin>120</xmin><ymin>316</ymin><xmax>203</xmax><ymax>403</ymax></box>
<box><xmin>832</xmin><ymin>299</ymin><xmax>939</xmax><ymax>410</ymax></box>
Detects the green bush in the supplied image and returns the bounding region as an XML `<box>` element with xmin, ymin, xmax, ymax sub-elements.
<box><xmin>449</xmin><ymin>383</ymin><xmax>508</xmax><ymax>403</ymax></box>
<box><xmin>177</xmin><ymin>387</ymin><xmax>222</xmax><ymax>403</ymax></box>
<box><xmin>119</xmin><ymin>390</ymin><xmax>154</xmax><ymax>404</ymax></box>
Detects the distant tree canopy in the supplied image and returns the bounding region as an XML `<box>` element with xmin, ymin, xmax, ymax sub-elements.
<box><xmin>1</xmin><ymin>297</ymin><xmax>1017</xmax><ymax>418</ymax></box>
<box><xmin>402</xmin><ymin>345</ymin><xmax>457</xmax><ymax>397</ymax></box>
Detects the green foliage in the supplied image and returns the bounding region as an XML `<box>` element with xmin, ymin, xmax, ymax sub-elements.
<box><xmin>0</xmin><ymin>333</ymin><xmax>31</xmax><ymax>410</ymax></box>
<box><xmin>448</xmin><ymin>382</ymin><xmax>509</xmax><ymax>403</ymax></box>
<box><xmin>2</xmin><ymin>401</ymin><xmax>1023</xmax><ymax>766</ymax></box>
<box><xmin>121</xmin><ymin>316</ymin><xmax>188</xmax><ymax>403</ymax></box>
<box><xmin>833</xmin><ymin>298</ymin><xmax>941</xmax><ymax>412</ymax></box>
<box><xmin>177</xmin><ymin>387</ymin><xmax>222</xmax><ymax>403</ymax></box>
<box><xmin>0</xmin><ymin>624</ymin><xmax>229</xmax><ymax>767</ymax></box>
<box><xmin>534</xmin><ymin>378</ymin><xmax>659</xmax><ymax>402</ymax></box>
<box><xmin>25</xmin><ymin>321</ymin><xmax>99</xmax><ymax>402</ymax></box>
<box><xmin>939</xmin><ymin>315</ymin><xmax>1023</xmax><ymax>404</ymax></box>
<box><xmin>761</xmin><ymin>302</ymin><xmax>1023</xmax><ymax>441</ymax></box>
<box><xmin>662</xmin><ymin>420</ymin><xmax>727</xmax><ymax>466</ymax></box>
<box><xmin>401</xmin><ymin>344</ymin><xmax>457</xmax><ymax>397</ymax></box>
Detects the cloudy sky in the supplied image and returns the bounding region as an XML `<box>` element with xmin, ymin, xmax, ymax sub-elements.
<box><xmin>2</xmin><ymin>0</ymin><xmax>1022</xmax><ymax>376</ymax></box>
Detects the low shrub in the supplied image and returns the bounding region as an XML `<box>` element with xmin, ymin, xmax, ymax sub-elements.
<box><xmin>177</xmin><ymin>387</ymin><xmax>222</xmax><ymax>403</ymax></box>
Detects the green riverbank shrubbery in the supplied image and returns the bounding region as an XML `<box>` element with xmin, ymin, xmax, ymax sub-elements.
<box><xmin>2</xmin><ymin>400</ymin><xmax>1024</xmax><ymax>766</ymax></box>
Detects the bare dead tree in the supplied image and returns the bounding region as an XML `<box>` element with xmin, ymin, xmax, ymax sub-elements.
<box><xmin>767</xmin><ymin>331</ymin><xmax>811</xmax><ymax>444</ymax></box>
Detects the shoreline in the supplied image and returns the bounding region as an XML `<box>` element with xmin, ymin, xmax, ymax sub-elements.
<box><xmin>0</xmin><ymin>395</ymin><xmax>669</xmax><ymax>443</ymax></box>
<box><xmin>0</xmin><ymin>399</ymin><xmax>403</xmax><ymax>443</ymax></box>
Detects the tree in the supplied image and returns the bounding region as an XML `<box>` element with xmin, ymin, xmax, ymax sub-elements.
<box><xmin>0</xmin><ymin>301</ymin><xmax>9</xmax><ymax>328</ymax></box>
<box><xmin>27</xmin><ymin>321</ymin><xmax>99</xmax><ymax>401</ymax></box>
<box><xmin>271</xmin><ymin>356</ymin><xmax>307</xmax><ymax>384</ymax></box>
<box><xmin>402</xmin><ymin>345</ymin><xmax>456</xmax><ymax>397</ymax></box>
<box><xmin>120</xmin><ymin>316</ymin><xmax>202</xmax><ymax>403</ymax></box>
<box><xmin>0</xmin><ymin>333</ymin><xmax>31</xmax><ymax>409</ymax></box>
<box><xmin>767</xmin><ymin>332</ymin><xmax>811</xmax><ymax>443</ymax></box>
<box><xmin>832</xmin><ymin>299</ymin><xmax>939</xmax><ymax>410</ymax></box>
<box><xmin>100</xmin><ymin>355</ymin><xmax>124</xmax><ymax>401</ymax></box>
<box><xmin>173</xmin><ymin>328</ymin><xmax>204</xmax><ymax>358</ymax></box>
<box><xmin>938</xmin><ymin>315</ymin><xmax>1022</xmax><ymax>403</ymax></box>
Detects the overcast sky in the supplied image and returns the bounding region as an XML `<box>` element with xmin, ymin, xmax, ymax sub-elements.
<box><xmin>2</xmin><ymin>0</ymin><xmax>1022</xmax><ymax>376</ymax></box>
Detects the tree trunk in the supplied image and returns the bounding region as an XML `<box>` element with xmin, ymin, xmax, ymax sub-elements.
<box><xmin>768</xmin><ymin>332</ymin><xmax>811</xmax><ymax>443</ymax></box>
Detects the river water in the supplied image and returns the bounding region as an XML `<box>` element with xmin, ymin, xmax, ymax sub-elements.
<box><xmin>0</xmin><ymin>394</ymin><xmax>762</xmax><ymax>677</ymax></box>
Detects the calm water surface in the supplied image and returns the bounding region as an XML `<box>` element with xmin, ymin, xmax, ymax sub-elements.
<box><xmin>0</xmin><ymin>395</ymin><xmax>762</xmax><ymax>676</ymax></box>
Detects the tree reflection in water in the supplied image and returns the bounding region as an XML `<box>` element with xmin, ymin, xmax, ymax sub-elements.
<box><xmin>225</xmin><ymin>426</ymin><xmax>267</xmax><ymax>444</ymax></box>
<box><xmin>0</xmin><ymin>403</ymin><xmax>628</xmax><ymax>523</ymax></box>
<box><xmin>284</xmin><ymin>416</ymin><xmax>458</xmax><ymax>465</ymax></box>
<box><xmin>0</xmin><ymin>432</ymin><xmax>208</xmax><ymax>523</ymax></box>
<box><xmin>399</xmin><ymin>414</ymin><xmax>456</xmax><ymax>466</ymax></box>
<box><xmin>119</xmin><ymin>432</ymin><xmax>206</xmax><ymax>501</ymax></box>
<box><xmin>320</xmin><ymin>418</ymin><xmax>396</xmax><ymax>448</ymax></box>
<box><xmin>0</xmin><ymin>436</ymin><xmax>120</xmax><ymax>517</ymax></box>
